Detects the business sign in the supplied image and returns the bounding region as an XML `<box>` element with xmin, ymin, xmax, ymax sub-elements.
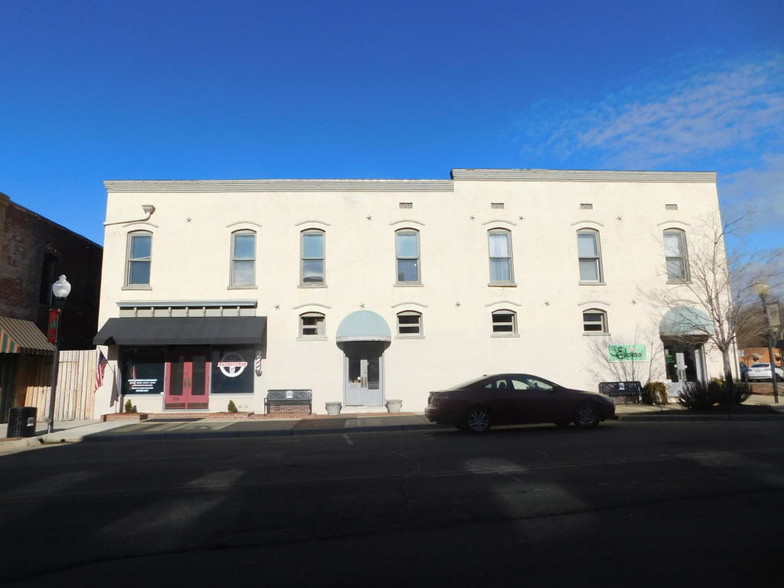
<box><xmin>608</xmin><ymin>345</ymin><xmax>647</xmax><ymax>362</ymax></box>
<box><xmin>47</xmin><ymin>309</ymin><xmax>60</xmax><ymax>344</ymax></box>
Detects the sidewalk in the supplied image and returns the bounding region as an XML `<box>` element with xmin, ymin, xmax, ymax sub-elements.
<box><xmin>2</xmin><ymin>394</ymin><xmax>783</xmax><ymax>454</ymax></box>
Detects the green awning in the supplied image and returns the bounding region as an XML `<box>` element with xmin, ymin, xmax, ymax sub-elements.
<box><xmin>0</xmin><ymin>316</ymin><xmax>54</xmax><ymax>355</ymax></box>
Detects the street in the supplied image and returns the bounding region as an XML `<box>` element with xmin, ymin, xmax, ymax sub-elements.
<box><xmin>1</xmin><ymin>420</ymin><xmax>783</xmax><ymax>587</ymax></box>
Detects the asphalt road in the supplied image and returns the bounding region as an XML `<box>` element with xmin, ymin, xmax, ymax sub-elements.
<box><xmin>1</xmin><ymin>420</ymin><xmax>783</xmax><ymax>587</ymax></box>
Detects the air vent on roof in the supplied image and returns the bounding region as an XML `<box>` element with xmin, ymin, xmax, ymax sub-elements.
<box><xmin>399</xmin><ymin>202</ymin><xmax>413</xmax><ymax>209</ymax></box>
<box><xmin>491</xmin><ymin>202</ymin><xmax>505</xmax><ymax>209</ymax></box>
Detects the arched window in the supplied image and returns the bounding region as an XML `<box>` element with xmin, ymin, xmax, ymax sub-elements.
<box><xmin>231</xmin><ymin>230</ymin><xmax>256</xmax><ymax>287</ymax></box>
<box><xmin>491</xmin><ymin>309</ymin><xmax>517</xmax><ymax>335</ymax></box>
<box><xmin>395</xmin><ymin>229</ymin><xmax>420</xmax><ymax>283</ymax></box>
<box><xmin>126</xmin><ymin>230</ymin><xmax>152</xmax><ymax>287</ymax></box>
<box><xmin>577</xmin><ymin>229</ymin><xmax>603</xmax><ymax>283</ymax></box>
<box><xmin>299</xmin><ymin>312</ymin><xmax>325</xmax><ymax>337</ymax></box>
<box><xmin>397</xmin><ymin>311</ymin><xmax>423</xmax><ymax>336</ymax></box>
<box><xmin>488</xmin><ymin>229</ymin><xmax>514</xmax><ymax>284</ymax></box>
<box><xmin>301</xmin><ymin>229</ymin><xmax>325</xmax><ymax>285</ymax></box>
<box><xmin>582</xmin><ymin>309</ymin><xmax>608</xmax><ymax>334</ymax></box>
<box><xmin>663</xmin><ymin>229</ymin><xmax>689</xmax><ymax>282</ymax></box>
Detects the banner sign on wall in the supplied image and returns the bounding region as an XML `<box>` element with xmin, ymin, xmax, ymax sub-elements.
<box><xmin>608</xmin><ymin>345</ymin><xmax>647</xmax><ymax>362</ymax></box>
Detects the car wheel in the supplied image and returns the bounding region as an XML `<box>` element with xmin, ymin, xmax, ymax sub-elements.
<box><xmin>465</xmin><ymin>407</ymin><xmax>491</xmax><ymax>433</ymax></box>
<box><xmin>573</xmin><ymin>404</ymin><xmax>601</xmax><ymax>429</ymax></box>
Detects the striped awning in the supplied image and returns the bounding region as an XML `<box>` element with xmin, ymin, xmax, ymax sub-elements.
<box><xmin>0</xmin><ymin>316</ymin><xmax>54</xmax><ymax>355</ymax></box>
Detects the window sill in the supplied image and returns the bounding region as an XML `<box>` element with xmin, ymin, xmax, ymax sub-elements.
<box><xmin>228</xmin><ymin>285</ymin><xmax>258</xmax><ymax>290</ymax></box>
<box><xmin>666</xmin><ymin>280</ymin><xmax>691</xmax><ymax>285</ymax></box>
<box><xmin>491</xmin><ymin>333</ymin><xmax>519</xmax><ymax>338</ymax></box>
<box><xmin>488</xmin><ymin>282</ymin><xmax>517</xmax><ymax>287</ymax></box>
<box><xmin>396</xmin><ymin>334</ymin><xmax>425</xmax><ymax>339</ymax></box>
<box><xmin>297</xmin><ymin>335</ymin><xmax>328</xmax><ymax>341</ymax></box>
<box><xmin>579</xmin><ymin>281</ymin><xmax>606</xmax><ymax>286</ymax></box>
<box><xmin>122</xmin><ymin>285</ymin><xmax>152</xmax><ymax>290</ymax></box>
<box><xmin>299</xmin><ymin>283</ymin><xmax>327</xmax><ymax>288</ymax></box>
<box><xmin>394</xmin><ymin>282</ymin><xmax>423</xmax><ymax>287</ymax></box>
<box><xmin>583</xmin><ymin>332</ymin><xmax>610</xmax><ymax>337</ymax></box>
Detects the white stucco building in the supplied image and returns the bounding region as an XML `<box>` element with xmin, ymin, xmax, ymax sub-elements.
<box><xmin>93</xmin><ymin>169</ymin><xmax>725</xmax><ymax>416</ymax></box>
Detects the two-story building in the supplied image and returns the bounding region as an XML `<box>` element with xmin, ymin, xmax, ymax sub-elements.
<box><xmin>93</xmin><ymin>169</ymin><xmax>725</xmax><ymax>416</ymax></box>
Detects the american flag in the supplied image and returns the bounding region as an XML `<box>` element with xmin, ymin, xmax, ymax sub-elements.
<box><xmin>95</xmin><ymin>350</ymin><xmax>108</xmax><ymax>391</ymax></box>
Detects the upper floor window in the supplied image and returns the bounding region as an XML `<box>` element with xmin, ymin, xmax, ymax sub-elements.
<box><xmin>577</xmin><ymin>229</ymin><xmax>603</xmax><ymax>283</ymax></box>
<box><xmin>397</xmin><ymin>311</ymin><xmax>423</xmax><ymax>336</ymax></box>
<box><xmin>396</xmin><ymin>229</ymin><xmax>420</xmax><ymax>284</ymax></box>
<box><xmin>583</xmin><ymin>310</ymin><xmax>608</xmax><ymax>334</ymax></box>
<box><xmin>301</xmin><ymin>229</ymin><xmax>325</xmax><ymax>285</ymax></box>
<box><xmin>126</xmin><ymin>231</ymin><xmax>152</xmax><ymax>287</ymax></box>
<box><xmin>488</xmin><ymin>229</ymin><xmax>514</xmax><ymax>284</ymax></box>
<box><xmin>299</xmin><ymin>312</ymin><xmax>325</xmax><ymax>337</ymax></box>
<box><xmin>492</xmin><ymin>309</ymin><xmax>517</xmax><ymax>335</ymax></box>
<box><xmin>663</xmin><ymin>229</ymin><xmax>689</xmax><ymax>282</ymax></box>
<box><xmin>231</xmin><ymin>230</ymin><xmax>256</xmax><ymax>287</ymax></box>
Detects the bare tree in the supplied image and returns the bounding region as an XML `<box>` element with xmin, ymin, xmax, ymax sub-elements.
<box><xmin>586</xmin><ymin>322</ymin><xmax>665</xmax><ymax>386</ymax></box>
<box><xmin>646</xmin><ymin>212</ymin><xmax>781</xmax><ymax>401</ymax></box>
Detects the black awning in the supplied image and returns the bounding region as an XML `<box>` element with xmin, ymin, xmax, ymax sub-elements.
<box><xmin>93</xmin><ymin>317</ymin><xmax>267</xmax><ymax>346</ymax></box>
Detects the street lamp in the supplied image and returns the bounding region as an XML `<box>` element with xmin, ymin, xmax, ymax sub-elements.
<box><xmin>46</xmin><ymin>275</ymin><xmax>71</xmax><ymax>433</ymax></box>
<box><xmin>754</xmin><ymin>281</ymin><xmax>779</xmax><ymax>404</ymax></box>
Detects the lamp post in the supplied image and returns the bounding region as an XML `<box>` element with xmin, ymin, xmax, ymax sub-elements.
<box><xmin>46</xmin><ymin>275</ymin><xmax>71</xmax><ymax>433</ymax></box>
<box><xmin>754</xmin><ymin>281</ymin><xmax>779</xmax><ymax>404</ymax></box>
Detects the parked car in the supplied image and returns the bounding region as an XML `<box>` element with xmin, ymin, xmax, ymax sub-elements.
<box><xmin>425</xmin><ymin>373</ymin><xmax>616</xmax><ymax>433</ymax></box>
<box><xmin>746</xmin><ymin>363</ymin><xmax>784</xmax><ymax>382</ymax></box>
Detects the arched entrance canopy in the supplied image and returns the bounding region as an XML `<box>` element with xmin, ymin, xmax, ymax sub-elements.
<box><xmin>659</xmin><ymin>306</ymin><xmax>713</xmax><ymax>339</ymax></box>
<box><xmin>336</xmin><ymin>310</ymin><xmax>391</xmax><ymax>358</ymax></box>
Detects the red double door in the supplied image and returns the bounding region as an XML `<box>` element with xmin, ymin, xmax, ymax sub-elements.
<box><xmin>164</xmin><ymin>352</ymin><xmax>210</xmax><ymax>410</ymax></box>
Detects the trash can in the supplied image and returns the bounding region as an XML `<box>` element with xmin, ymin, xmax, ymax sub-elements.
<box><xmin>6</xmin><ymin>407</ymin><xmax>38</xmax><ymax>437</ymax></box>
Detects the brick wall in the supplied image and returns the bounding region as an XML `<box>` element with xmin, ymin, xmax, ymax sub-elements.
<box><xmin>0</xmin><ymin>195</ymin><xmax>102</xmax><ymax>350</ymax></box>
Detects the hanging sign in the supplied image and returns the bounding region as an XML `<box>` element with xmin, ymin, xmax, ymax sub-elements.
<box><xmin>46</xmin><ymin>309</ymin><xmax>60</xmax><ymax>344</ymax></box>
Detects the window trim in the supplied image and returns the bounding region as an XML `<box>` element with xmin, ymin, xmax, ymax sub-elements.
<box><xmin>663</xmin><ymin>228</ymin><xmax>690</xmax><ymax>283</ymax></box>
<box><xmin>300</xmin><ymin>229</ymin><xmax>326</xmax><ymax>287</ymax></box>
<box><xmin>491</xmin><ymin>309</ymin><xmax>518</xmax><ymax>337</ymax></box>
<box><xmin>230</xmin><ymin>230</ymin><xmax>257</xmax><ymax>288</ymax></box>
<box><xmin>395</xmin><ymin>228</ymin><xmax>421</xmax><ymax>285</ymax></box>
<box><xmin>125</xmin><ymin>230</ymin><xmax>153</xmax><ymax>288</ymax></box>
<box><xmin>396</xmin><ymin>311</ymin><xmax>423</xmax><ymax>337</ymax></box>
<box><xmin>582</xmin><ymin>309</ymin><xmax>608</xmax><ymax>335</ymax></box>
<box><xmin>577</xmin><ymin>228</ymin><xmax>604</xmax><ymax>284</ymax></box>
<box><xmin>488</xmin><ymin>228</ymin><xmax>515</xmax><ymax>286</ymax></box>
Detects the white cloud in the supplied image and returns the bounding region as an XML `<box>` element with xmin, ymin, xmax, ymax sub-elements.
<box><xmin>721</xmin><ymin>152</ymin><xmax>784</xmax><ymax>229</ymax></box>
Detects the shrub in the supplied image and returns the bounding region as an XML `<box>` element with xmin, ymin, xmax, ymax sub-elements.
<box><xmin>642</xmin><ymin>381</ymin><xmax>668</xmax><ymax>405</ymax></box>
<box><xmin>227</xmin><ymin>400</ymin><xmax>239</xmax><ymax>413</ymax></box>
<box><xmin>124</xmin><ymin>399</ymin><xmax>136</xmax><ymax>413</ymax></box>
<box><xmin>677</xmin><ymin>378</ymin><xmax>750</xmax><ymax>410</ymax></box>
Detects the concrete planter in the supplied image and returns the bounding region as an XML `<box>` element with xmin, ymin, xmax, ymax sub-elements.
<box><xmin>386</xmin><ymin>399</ymin><xmax>403</xmax><ymax>413</ymax></box>
<box><xmin>325</xmin><ymin>402</ymin><xmax>342</xmax><ymax>416</ymax></box>
<box><xmin>102</xmin><ymin>413</ymin><xmax>149</xmax><ymax>422</ymax></box>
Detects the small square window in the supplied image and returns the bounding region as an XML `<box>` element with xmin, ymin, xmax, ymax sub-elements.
<box><xmin>397</xmin><ymin>312</ymin><xmax>422</xmax><ymax>336</ymax></box>
<box><xmin>583</xmin><ymin>310</ymin><xmax>607</xmax><ymax>333</ymax></box>
<box><xmin>399</xmin><ymin>202</ymin><xmax>413</xmax><ymax>209</ymax></box>
<box><xmin>580</xmin><ymin>203</ymin><xmax>593</xmax><ymax>210</ymax></box>
<box><xmin>491</xmin><ymin>202</ymin><xmax>505</xmax><ymax>209</ymax></box>
<box><xmin>665</xmin><ymin>204</ymin><xmax>678</xmax><ymax>211</ymax></box>
<box><xmin>492</xmin><ymin>310</ymin><xmax>517</xmax><ymax>335</ymax></box>
<box><xmin>300</xmin><ymin>313</ymin><xmax>325</xmax><ymax>337</ymax></box>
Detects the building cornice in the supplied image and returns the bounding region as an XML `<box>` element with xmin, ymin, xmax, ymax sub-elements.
<box><xmin>450</xmin><ymin>169</ymin><xmax>717</xmax><ymax>183</ymax></box>
<box><xmin>105</xmin><ymin>179</ymin><xmax>454</xmax><ymax>193</ymax></box>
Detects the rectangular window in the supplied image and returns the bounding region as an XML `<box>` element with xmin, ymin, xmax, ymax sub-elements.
<box><xmin>664</xmin><ymin>230</ymin><xmax>689</xmax><ymax>282</ymax></box>
<box><xmin>127</xmin><ymin>232</ymin><xmax>152</xmax><ymax>286</ymax></box>
<box><xmin>231</xmin><ymin>232</ymin><xmax>256</xmax><ymax>286</ymax></box>
<box><xmin>488</xmin><ymin>230</ymin><xmax>513</xmax><ymax>284</ymax></box>
<box><xmin>301</xmin><ymin>230</ymin><xmax>325</xmax><ymax>284</ymax></box>
<box><xmin>396</xmin><ymin>230</ymin><xmax>420</xmax><ymax>283</ymax></box>
<box><xmin>577</xmin><ymin>231</ymin><xmax>603</xmax><ymax>282</ymax></box>
<box><xmin>397</xmin><ymin>312</ymin><xmax>422</xmax><ymax>335</ymax></box>
<box><xmin>492</xmin><ymin>311</ymin><xmax>517</xmax><ymax>334</ymax></box>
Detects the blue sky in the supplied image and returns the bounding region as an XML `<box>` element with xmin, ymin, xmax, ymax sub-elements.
<box><xmin>2</xmin><ymin>0</ymin><xmax>782</xmax><ymax>255</ymax></box>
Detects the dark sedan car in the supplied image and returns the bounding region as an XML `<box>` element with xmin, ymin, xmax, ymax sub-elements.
<box><xmin>425</xmin><ymin>373</ymin><xmax>616</xmax><ymax>433</ymax></box>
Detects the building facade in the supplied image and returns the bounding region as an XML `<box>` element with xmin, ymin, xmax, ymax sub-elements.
<box><xmin>93</xmin><ymin>169</ymin><xmax>726</xmax><ymax>416</ymax></box>
<box><xmin>0</xmin><ymin>193</ymin><xmax>102</xmax><ymax>422</ymax></box>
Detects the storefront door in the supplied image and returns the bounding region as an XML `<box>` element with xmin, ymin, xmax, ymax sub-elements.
<box><xmin>164</xmin><ymin>352</ymin><xmax>210</xmax><ymax>409</ymax></box>
<box><xmin>345</xmin><ymin>355</ymin><xmax>383</xmax><ymax>407</ymax></box>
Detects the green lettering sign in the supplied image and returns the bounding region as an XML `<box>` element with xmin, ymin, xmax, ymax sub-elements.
<box><xmin>608</xmin><ymin>345</ymin><xmax>647</xmax><ymax>362</ymax></box>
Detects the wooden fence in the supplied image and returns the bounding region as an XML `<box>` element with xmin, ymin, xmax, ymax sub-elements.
<box><xmin>24</xmin><ymin>349</ymin><xmax>96</xmax><ymax>421</ymax></box>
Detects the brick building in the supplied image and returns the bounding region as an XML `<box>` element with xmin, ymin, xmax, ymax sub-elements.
<box><xmin>0</xmin><ymin>193</ymin><xmax>102</xmax><ymax>422</ymax></box>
